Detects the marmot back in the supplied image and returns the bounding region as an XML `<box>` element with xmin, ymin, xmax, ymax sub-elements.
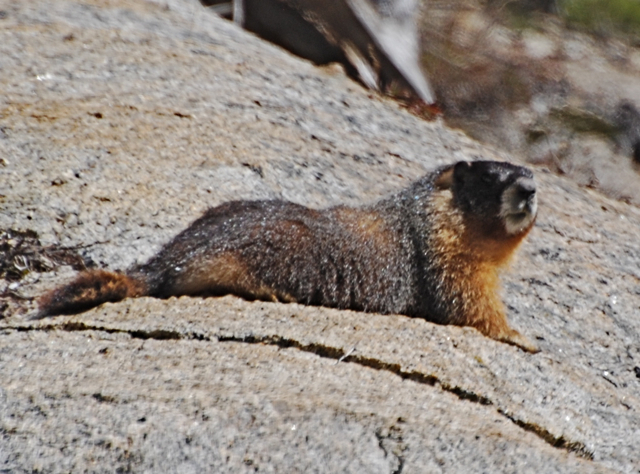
<box><xmin>39</xmin><ymin>160</ymin><xmax>539</xmax><ymax>352</ymax></box>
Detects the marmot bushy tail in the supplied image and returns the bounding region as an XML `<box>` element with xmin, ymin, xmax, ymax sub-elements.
<box><xmin>39</xmin><ymin>160</ymin><xmax>539</xmax><ymax>352</ymax></box>
<box><xmin>38</xmin><ymin>270</ymin><xmax>146</xmax><ymax>317</ymax></box>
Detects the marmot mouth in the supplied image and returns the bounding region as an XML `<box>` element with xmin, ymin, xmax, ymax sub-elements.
<box><xmin>504</xmin><ymin>207</ymin><xmax>536</xmax><ymax>235</ymax></box>
<box><xmin>505</xmin><ymin>198</ymin><xmax>536</xmax><ymax>219</ymax></box>
<box><xmin>510</xmin><ymin>211</ymin><xmax>529</xmax><ymax>220</ymax></box>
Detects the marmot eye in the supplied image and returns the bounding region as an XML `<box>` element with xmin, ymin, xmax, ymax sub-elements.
<box><xmin>481</xmin><ymin>174</ymin><xmax>493</xmax><ymax>184</ymax></box>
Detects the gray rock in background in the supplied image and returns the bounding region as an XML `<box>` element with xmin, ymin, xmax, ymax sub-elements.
<box><xmin>0</xmin><ymin>0</ymin><xmax>639</xmax><ymax>472</ymax></box>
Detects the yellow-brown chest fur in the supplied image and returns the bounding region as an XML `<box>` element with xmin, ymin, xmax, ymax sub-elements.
<box><xmin>426</xmin><ymin>191</ymin><xmax>532</xmax><ymax>333</ymax></box>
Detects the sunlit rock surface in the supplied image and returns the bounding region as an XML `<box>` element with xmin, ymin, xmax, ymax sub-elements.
<box><xmin>1</xmin><ymin>1</ymin><xmax>639</xmax><ymax>472</ymax></box>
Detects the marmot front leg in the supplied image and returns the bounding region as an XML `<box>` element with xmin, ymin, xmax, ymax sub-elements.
<box><xmin>472</xmin><ymin>309</ymin><xmax>539</xmax><ymax>353</ymax></box>
<box><xmin>493</xmin><ymin>327</ymin><xmax>539</xmax><ymax>353</ymax></box>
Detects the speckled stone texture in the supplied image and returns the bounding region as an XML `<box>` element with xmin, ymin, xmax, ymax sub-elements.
<box><xmin>1</xmin><ymin>1</ymin><xmax>639</xmax><ymax>472</ymax></box>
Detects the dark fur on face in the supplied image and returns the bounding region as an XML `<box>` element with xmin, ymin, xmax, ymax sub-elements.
<box><xmin>448</xmin><ymin>161</ymin><xmax>537</xmax><ymax>239</ymax></box>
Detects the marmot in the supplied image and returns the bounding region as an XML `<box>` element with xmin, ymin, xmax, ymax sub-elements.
<box><xmin>39</xmin><ymin>160</ymin><xmax>539</xmax><ymax>352</ymax></box>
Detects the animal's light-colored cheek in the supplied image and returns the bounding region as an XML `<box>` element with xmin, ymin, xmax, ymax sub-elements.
<box><xmin>500</xmin><ymin>186</ymin><xmax>516</xmax><ymax>215</ymax></box>
<box><xmin>499</xmin><ymin>178</ymin><xmax>538</xmax><ymax>235</ymax></box>
<box><xmin>504</xmin><ymin>213</ymin><xmax>535</xmax><ymax>235</ymax></box>
<box><xmin>529</xmin><ymin>194</ymin><xmax>538</xmax><ymax>217</ymax></box>
<box><xmin>506</xmin><ymin>198</ymin><xmax>537</xmax><ymax>234</ymax></box>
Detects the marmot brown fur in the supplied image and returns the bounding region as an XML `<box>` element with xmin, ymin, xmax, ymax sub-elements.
<box><xmin>39</xmin><ymin>160</ymin><xmax>539</xmax><ymax>352</ymax></box>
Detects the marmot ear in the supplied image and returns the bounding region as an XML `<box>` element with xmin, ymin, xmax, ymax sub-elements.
<box><xmin>434</xmin><ymin>164</ymin><xmax>456</xmax><ymax>189</ymax></box>
<box><xmin>434</xmin><ymin>161</ymin><xmax>471</xmax><ymax>189</ymax></box>
<box><xmin>453</xmin><ymin>160</ymin><xmax>472</xmax><ymax>185</ymax></box>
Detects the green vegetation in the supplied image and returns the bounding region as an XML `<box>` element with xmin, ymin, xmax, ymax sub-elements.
<box><xmin>560</xmin><ymin>0</ymin><xmax>640</xmax><ymax>37</ymax></box>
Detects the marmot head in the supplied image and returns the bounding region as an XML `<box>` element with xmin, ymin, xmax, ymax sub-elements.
<box><xmin>436</xmin><ymin>160</ymin><xmax>538</xmax><ymax>239</ymax></box>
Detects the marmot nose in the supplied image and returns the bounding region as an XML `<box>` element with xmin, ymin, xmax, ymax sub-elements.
<box><xmin>516</xmin><ymin>178</ymin><xmax>536</xmax><ymax>198</ymax></box>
